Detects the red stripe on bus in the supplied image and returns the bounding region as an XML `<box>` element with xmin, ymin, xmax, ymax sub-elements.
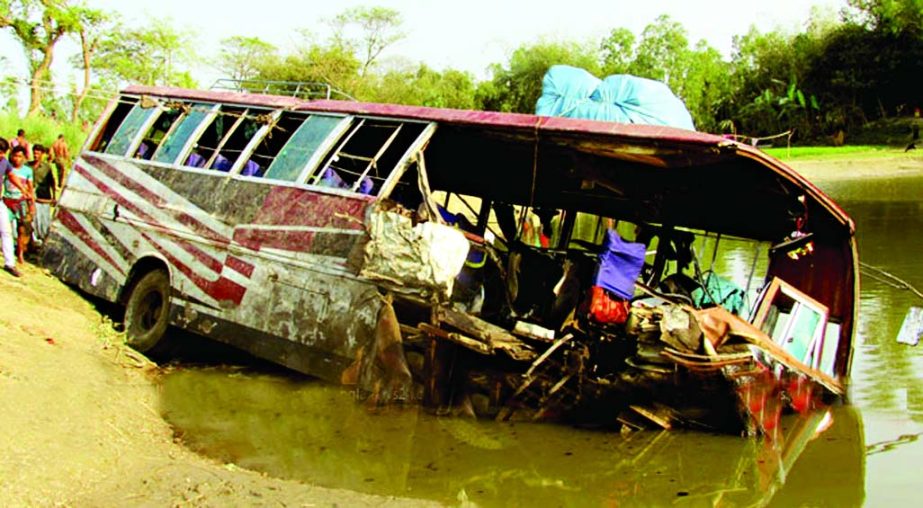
<box><xmin>254</xmin><ymin>186</ymin><xmax>369</xmax><ymax>229</ymax></box>
<box><xmin>232</xmin><ymin>228</ymin><xmax>316</xmax><ymax>252</ymax></box>
<box><xmin>139</xmin><ymin>231</ymin><xmax>247</xmax><ymax>306</ymax></box>
<box><xmin>56</xmin><ymin>208</ymin><xmax>126</xmax><ymax>275</ymax></box>
<box><xmin>74</xmin><ymin>163</ymin><xmax>224</xmax><ymax>275</ymax></box>
<box><xmin>225</xmin><ymin>256</ymin><xmax>255</xmax><ymax>278</ymax></box>
<box><xmin>83</xmin><ymin>154</ymin><xmax>229</xmax><ymax>244</ymax></box>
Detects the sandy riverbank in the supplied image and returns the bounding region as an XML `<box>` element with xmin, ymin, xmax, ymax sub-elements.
<box><xmin>0</xmin><ymin>263</ymin><xmax>438</xmax><ymax>507</ymax></box>
<box><xmin>786</xmin><ymin>152</ymin><xmax>923</xmax><ymax>182</ymax></box>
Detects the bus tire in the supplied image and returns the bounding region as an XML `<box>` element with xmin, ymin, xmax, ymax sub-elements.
<box><xmin>124</xmin><ymin>269</ymin><xmax>173</xmax><ymax>356</ymax></box>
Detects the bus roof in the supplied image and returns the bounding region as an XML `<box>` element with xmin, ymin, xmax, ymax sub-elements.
<box><xmin>122</xmin><ymin>84</ymin><xmax>853</xmax><ymax>235</ymax></box>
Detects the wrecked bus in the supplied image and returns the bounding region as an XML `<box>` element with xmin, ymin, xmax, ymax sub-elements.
<box><xmin>43</xmin><ymin>85</ymin><xmax>858</xmax><ymax>435</ymax></box>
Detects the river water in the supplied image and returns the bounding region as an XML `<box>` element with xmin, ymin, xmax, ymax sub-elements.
<box><xmin>160</xmin><ymin>172</ymin><xmax>923</xmax><ymax>507</ymax></box>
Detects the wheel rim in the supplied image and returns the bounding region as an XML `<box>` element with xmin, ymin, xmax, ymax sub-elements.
<box><xmin>137</xmin><ymin>289</ymin><xmax>164</xmax><ymax>332</ymax></box>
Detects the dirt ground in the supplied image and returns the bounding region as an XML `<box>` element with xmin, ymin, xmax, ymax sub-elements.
<box><xmin>1</xmin><ymin>153</ymin><xmax>919</xmax><ymax>507</ymax></box>
<box><xmin>0</xmin><ymin>263</ymin><xmax>438</xmax><ymax>507</ymax></box>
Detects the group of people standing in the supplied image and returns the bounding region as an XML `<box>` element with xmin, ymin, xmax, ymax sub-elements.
<box><xmin>0</xmin><ymin>129</ymin><xmax>70</xmax><ymax>278</ymax></box>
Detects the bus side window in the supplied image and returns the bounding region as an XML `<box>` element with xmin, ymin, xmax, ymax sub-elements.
<box><xmin>262</xmin><ymin>115</ymin><xmax>347</xmax><ymax>182</ymax></box>
<box><xmin>314</xmin><ymin>119</ymin><xmax>426</xmax><ymax>195</ymax></box>
<box><xmin>210</xmin><ymin>112</ymin><xmax>263</xmax><ymax>173</ymax></box>
<box><xmin>152</xmin><ymin>103</ymin><xmax>214</xmax><ymax>164</ymax></box>
<box><xmin>92</xmin><ymin>97</ymin><xmax>139</xmax><ymax>153</ymax></box>
<box><xmin>134</xmin><ymin>107</ymin><xmax>182</xmax><ymax>160</ymax></box>
<box><xmin>104</xmin><ymin>102</ymin><xmax>158</xmax><ymax>156</ymax></box>
<box><xmin>237</xmin><ymin>112</ymin><xmax>306</xmax><ymax>179</ymax></box>
<box><xmin>182</xmin><ymin>106</ymin><xmax>247</xmax><ymax>169</ymax></box>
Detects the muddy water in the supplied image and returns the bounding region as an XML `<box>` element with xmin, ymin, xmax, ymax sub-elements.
<box><xmin>160</xmin><ymin>173</ymin><xmax>923</xmax><ymax>506</ymax></box>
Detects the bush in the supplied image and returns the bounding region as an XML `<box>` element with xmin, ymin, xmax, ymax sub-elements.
<box><xmin>0</xmin><ymin>111</ymin><xmax>88</xmax><ymax>155</ymax></box>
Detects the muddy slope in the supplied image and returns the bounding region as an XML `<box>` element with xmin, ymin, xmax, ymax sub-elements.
<box><xmin>0</xmin><ymin>263</ymin><xmax>436</xmax><ymax>507</ymax></box>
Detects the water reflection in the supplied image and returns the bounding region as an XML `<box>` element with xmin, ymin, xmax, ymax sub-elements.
<box><xmin>809</xmin><ymin>172</ymin><xmax>923</xmax><ymax>506</ymax></box>
<box><xmin>818</xmin><ymin>175</ymin><xmax>923</xmax><ymax>424</ymax></box>
<box><xmin>161</xmin><ymin>368</ymin><xmax>863</xmax><ymax>507</ymax></box>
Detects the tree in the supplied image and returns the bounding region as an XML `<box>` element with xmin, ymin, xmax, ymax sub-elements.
<box><xmin>599</xmin><ymin>27</ymin><xmax>636</xmax><ymax>75</ymax></box>
<box><xmin>328</xmin><ymin>6</ymin><xmax>405</xmax><ymax>77</ymax></box>
<box><xmin>843</xmin><ymin>0</ymin><xmax>923</xmax><ymax>35</ymax></box>
<box><xmin>368</xmin><ymin>63</ymin><xmax>477</xmax><ymax>109</ymax></box>
<box><xmin>217</xmin><ymin>36</ymin><xmax>277</xmax><ymax>82</ymax></box>
<box><xmin>93</xmin><ymin>18</ymin><xmax>197</xmax><ymax>88</ymax></box>
<box><xmin>682</xmin><ymin>41</ymin><xmax>732</xmax><ymax>132</ymax></box>
<box><xmin>0</xmin><ymin>0</ymin><xmax>88</xmax><ymax>115</ymax></box>
<box><xmin>0</xmin><ymin>55</ymin><xmax>18</xmax><ymax>110</ymax></box>
<box><xmin>480</xmin><ymin>39</ymin><xmax>601</xmax><ymax>113</ymax></box>
<box><xmin>628</xmin><ymin>15</ymin><xmax>691</xmax><ymax>95</ymax></box>
<box><xmin>70</xmin><ymin>7</ymin><xmax>108</xmax><ymax>122</ymax></box>
<box><xmin>253</xmin><ymin>42</ymin><xmax>361</xmax><ymax>99</ymax></box>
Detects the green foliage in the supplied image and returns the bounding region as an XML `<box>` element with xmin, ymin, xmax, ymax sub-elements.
<box><xmin>599</xmin><ymin>16</ymin><xmax>732</xmax><ymax>131</ymax></box>
<box><xmin>218</xmin><ymin>36</ymin><xmax>277</xmax><ymax>82</ymax></box>
<box><xmin>480</xmin><ymin>39</ymin><xmax>601</xmax><ymax>113</ymax></box>
<box><xmin>365</xmin><ymin>64</ymin><xmax>477</xmax><ymax>109</ymax></box>
<box><xmin>629</xmin><ymin>15</ymin><xmax>690</xmax><ymax>91</ymax></box>
<box><xmin>93</xmin><ymin>18</ymin><xmax>198</xmax><ymax>88</ymax></box>
<box><xmin>763</xmin><ymin>145</ymin><xmax>893</xmax><ymax>160</ymax></box>
<box><xmin>0</xmin><ymin>109</ymin><xmax>87</xmax><ymax>154</ymax></box>
<box><xmin>599</xmin><ymin>28</ymin><xmax>636</xmax><ymax>75</ymax></box>
<box><xmin>254</xmin><ymin>43</ymin><xmax>361</xmax><ymax>98</ymax></box>
<box><xmin>0</xmin><ymin>0</ymin><xmax>95</xmax><ymax>115</ymax></box>
<box><xmin>2</xmin><ymin>3</ymin><xmax>921</xmax><ymax>145</ymax></box>
<box><xmin>844</xmin><ymin>0</ymin><xmax>923</xmax><ymax>34</ymax></box>
<box><xmin>681</xmin><ymin>41</ymin><xmax>733</xmax><ymax>132</ymax></box>
<box><xmin>328</xmin><ymin>6</ymin><xmax>405</xmax><ymax>77</ymax></box>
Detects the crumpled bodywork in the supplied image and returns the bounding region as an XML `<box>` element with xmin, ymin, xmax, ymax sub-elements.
<box><xmin>352</xmin><ymin>208</ymin><xmax>470</xmax><ymax>301</ymax></box>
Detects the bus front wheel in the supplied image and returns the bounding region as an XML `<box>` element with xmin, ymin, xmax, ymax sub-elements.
<box><xmin>124</xmin><ymin>269</ymin><xmax>173</xmax><ymax>357</ymax></box>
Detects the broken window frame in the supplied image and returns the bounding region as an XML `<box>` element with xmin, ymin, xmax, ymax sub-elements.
<box><xmin>133</xmin><ymin>103</ymin><xmax>186</xmax><ymax>161</ymax></box>
<box><xmin>177</xmin><ymin>105</ymin><xmax>225</xmax><ymax>170</ymax></box>
<box><xmin>151</xmin><ymin>103</ymin><xmax>220</xmax><ymax>165</ymax></box>
<box><xmin>86</xmin><ymin>96</ymin><xmax>138</xmax><ymax>154</ymax></box>
<box><xmin>229</xmin><ymin>110</ymin><xmax>282</xmax><ymax>177</ymax></box>
<box><xmin>308</xmin><ymin>116</ymin><xmax>430</xmax><ymax>195</ymax></box>
<box><xmin>104</xmin><ymin>99</ymin><xmax>163</xmax><ymax>157</ymax></box>
<box><xmin>376</xmin><ymin>122</ymin><xmax>437</xmax><ymax>199</ymax></box>
<box><xmin>347</xmin><ymin>123</ymin><xmax>403</xmax><ymax>192</ymax></box>
<box><xmin>203</xmin><ymin>107</ymin><xmax>251</xmax><ymax>171</ymax></box>
<box><xmin>306</xmin><ymin>118</ymin><xmax>367</xmax><ymax>186</ymax></box>
<box><xmin>752</xmin><ymin>277</ymin><xmax>830</xmax><ymax>370</ymax></box>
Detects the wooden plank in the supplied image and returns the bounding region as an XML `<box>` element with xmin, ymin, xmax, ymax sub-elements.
<box><xmin>439</xmin><ymin>308</ymin><xmax>535</xmax><ymax>361</ymax></box>
<box><xmin>662</xmin><ymin>347</ymin><xmax>753</xmax><ymax>362</ymax></box>
<box><xmin>418</xmin><ymin>323</ymin><xmax>492</xmax><ymax>355</ymax></box>
<box><xmin>629</xmin><ymin>405</ymin><xmax>673</xmax><ymax>430</ymax></box>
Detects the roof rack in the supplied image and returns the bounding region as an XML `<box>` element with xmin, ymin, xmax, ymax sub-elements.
<box><xmin>210</xmin><ymin>79</ymin><xmax>356</xmax><ymax>102</ymax></box>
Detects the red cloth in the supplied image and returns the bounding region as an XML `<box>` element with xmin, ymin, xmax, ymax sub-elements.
<box><xmin>589</xmin><ymin>286</ymin><xmax>629</xmax><ymax>324</ymax></box>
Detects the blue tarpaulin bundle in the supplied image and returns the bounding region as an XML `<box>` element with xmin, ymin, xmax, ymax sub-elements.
<box><xmin>535</xmin><ymin>65</ymin><xmax>696</xmax><ymax>131</ymax></box>
<box><xmin>594</xmin><ymin>230</ymin><xmax>647</xmax><ymax>300</ymax></box>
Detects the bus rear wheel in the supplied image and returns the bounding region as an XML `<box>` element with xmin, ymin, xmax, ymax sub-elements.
<box><xmin>124</xmin><ymin>269</ymin><xmax>173</xmax><ymax>357</ymax></box>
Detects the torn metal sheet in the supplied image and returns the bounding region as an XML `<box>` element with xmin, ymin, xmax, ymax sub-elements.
<box><xmin>356</xmin><ymin>209</ymin><xmax>470</xmax><ymax>300</ymax></box>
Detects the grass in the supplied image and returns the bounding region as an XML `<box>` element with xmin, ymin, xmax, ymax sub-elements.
<box><xmin>0</xmin><ymin>111</ymin><xmax>88</xmax><ymax>155</ymax></box>
<box><xmin>762</xmin><ymin>145</ymin><xmax>915</xmax><ymax>161</ymax></box>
